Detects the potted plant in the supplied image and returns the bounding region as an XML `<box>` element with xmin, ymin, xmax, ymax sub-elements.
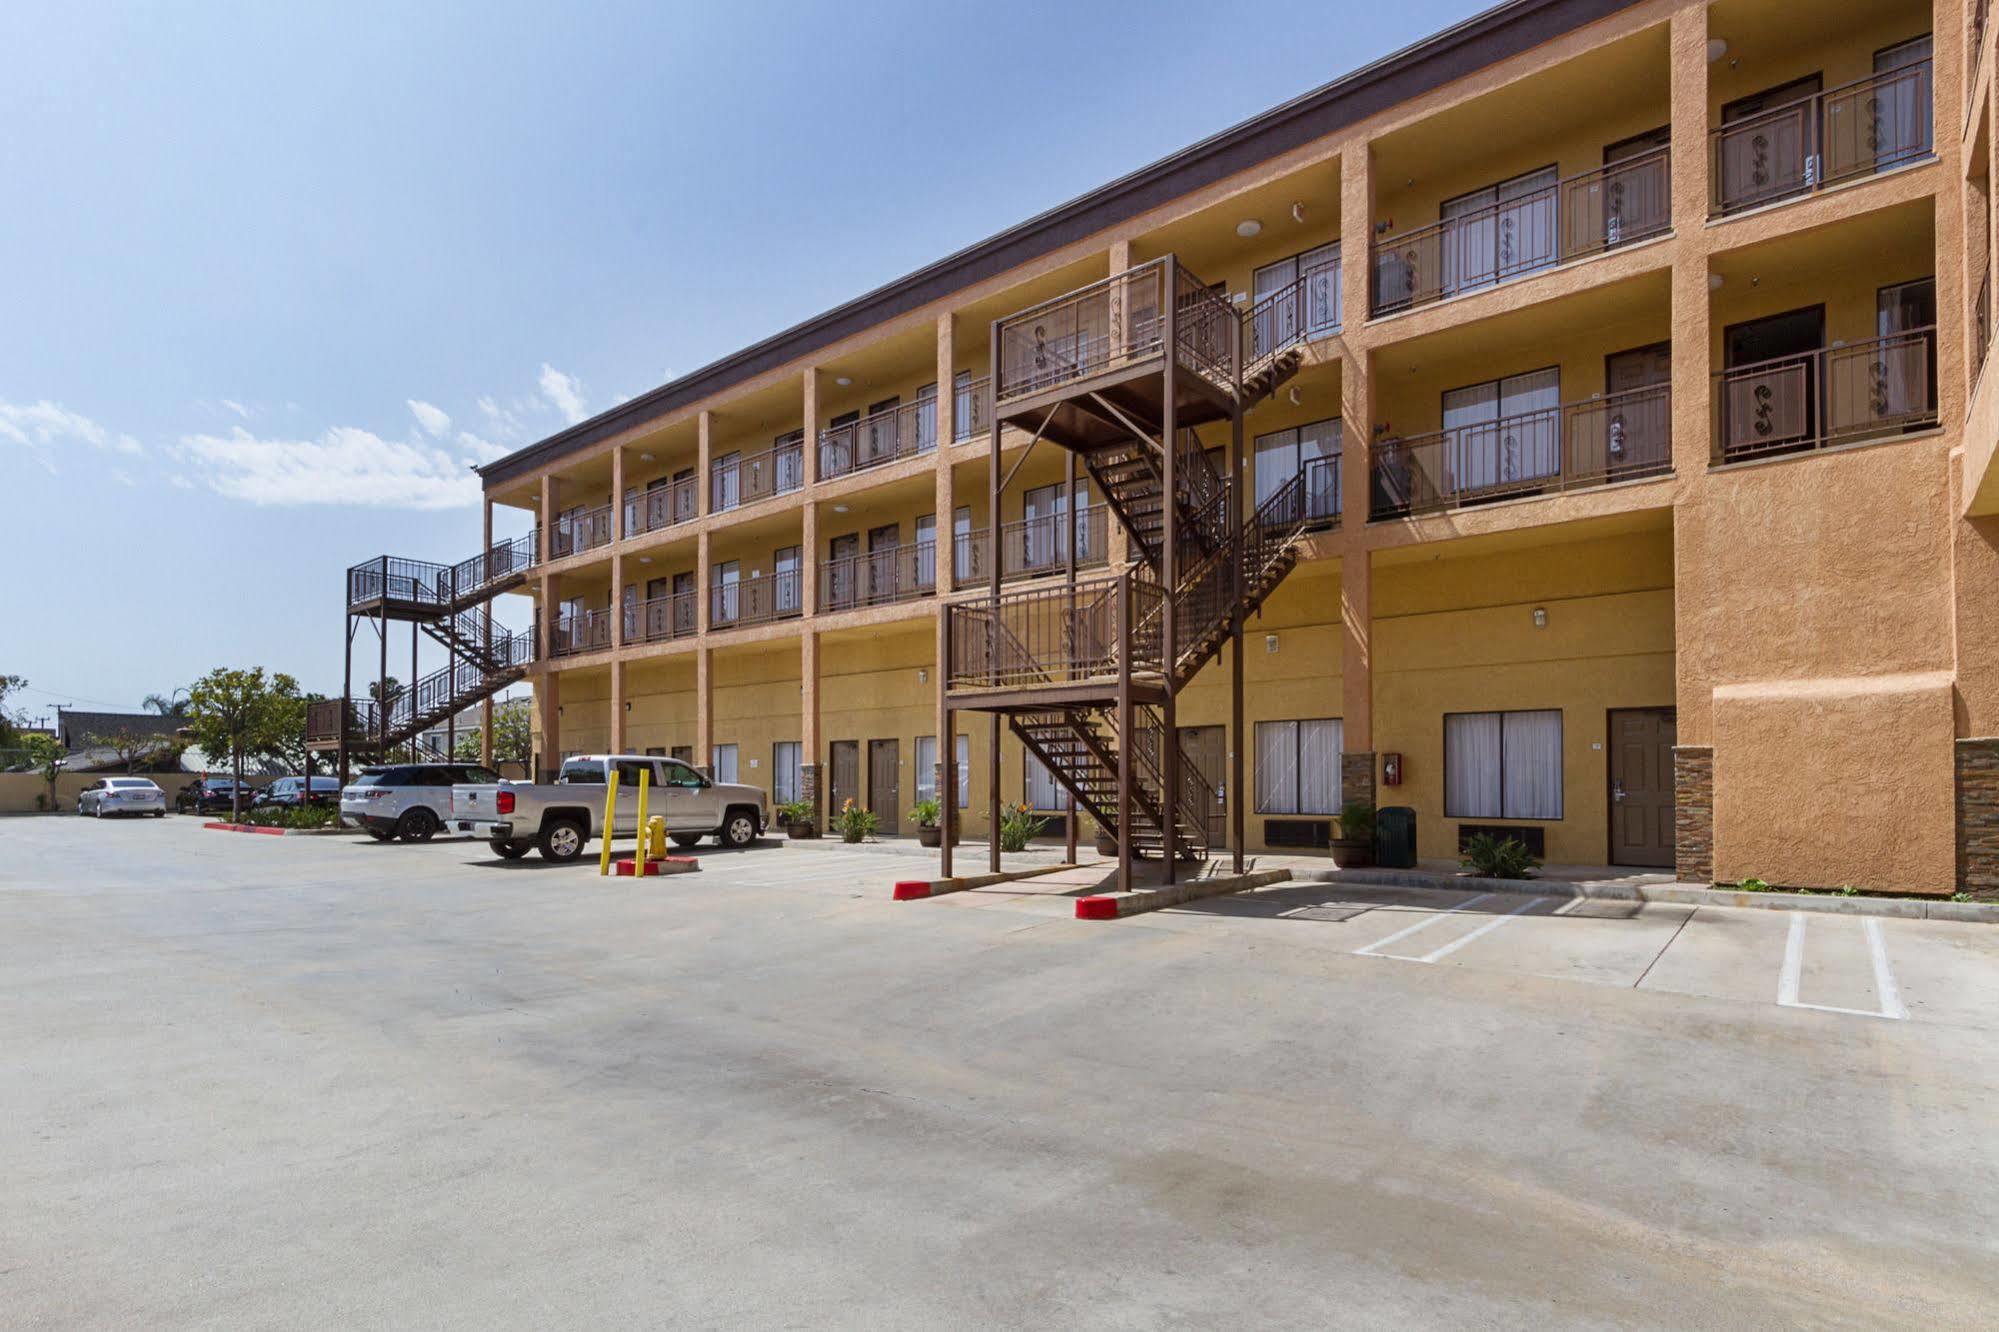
<box><xmin>1330</xmin><ymin>799</ymin><xmax>1376</xmax><ymax>868</ymax></box>
<box><xmin>997</xmin><ymin>802</ymin><xmax>1045</xmax><ymax>854</ymax></box>
<box><xmin>833</xmin><ymin>798</ymin><xmax>879</xmax><ymax>845</ymax></box>
<box><xmin>1093</xmin><ymin>824</ymin><xmax>1118</xmax><ymax>857</ymax></box>
<box><xmin>776</xmin><ymin>799</ymin><xmax>818</xmax><ymax>839</ymax></box>
<box><xmin>910</xmin><ymin>797</ymin><xmax>943</xmax><ymax>848</ymax></box>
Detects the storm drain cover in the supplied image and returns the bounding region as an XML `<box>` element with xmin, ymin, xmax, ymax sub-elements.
<box><xmin>1277</xmin><ymin>904</ymin><xmax>1371</xmax><ymax>923</ymax></box>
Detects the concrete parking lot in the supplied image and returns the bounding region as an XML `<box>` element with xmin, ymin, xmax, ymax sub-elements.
<box><xmin>3</xmin><ymin>815</ymin><xmax>1997</xmax><ymax>1327</ymax></box>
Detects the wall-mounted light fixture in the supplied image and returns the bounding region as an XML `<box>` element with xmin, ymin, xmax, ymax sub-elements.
<box><xmin>1265</xmin><ymin>633</ymin><xmax>1280</xmax><ymax>654</ymax></box>
<box><xmin>917</xmin><ymin>668</ymin><xmax>929</xmax><ymax>684</ymax></box>
<box><xmin>624</xmin><ymin>701</ymin><xmax>632</xmax><ymax>711</ymax></box>
<box><xmin>1532</xmin><ymin>607</ymin><xmax>1548</xmax><ymax>629</ymax></box>
<box><xmin>1287</xmin><ymin>386</ymin><xmax>1303</xmax><ymax>406</ymax></box>
<box><xmin>1290</xmin><ymin>201</ymin><xmax>1306</xmax><ymax>224</ymax></box>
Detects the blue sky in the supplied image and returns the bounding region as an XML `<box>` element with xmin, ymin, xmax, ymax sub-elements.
<box><xmin>3</xmin><ymin>0</ymin><xmax>1483</xmax><ymax>723</ymax></box>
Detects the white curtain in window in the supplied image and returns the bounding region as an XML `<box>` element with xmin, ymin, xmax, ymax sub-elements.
<box><xmin>1501</xmin><ymin>710</ymin><xmax>1563</xmax><ymax>819</ymax></box>
<box><xmin>773</xmin><ymin>741</ymin><xmax>800</xmax><ymax>805</ymax></box>
<box><xmin>1255</xmin><ymin>720</ymin><xmax>1298</xmax><ymax>814</ymax></box>
<box><xmin>915</xmin><ymin>735</ymin><xmax>937</xmax><ymax>803</ymax></box>
<box><xmin>1254</xmin><ymin>428</ymin><xmax>1298</xmax><ymax>513</ymax></box>
<box><xmin>712</xmin><ymin>744</ymin><xmax>739</xmax><ymax>785</ymax></box>
<box><xmin>1298</xmin><ymin>719</ymin><xmax>1343</xmax><ymax>815</ymax></box>
<box><xmin>1299</xmin><ymin>418</ymin><xmax>1342</xmax><ymax>518</ymax></box>
<box><xmin>1025</xmin><ymin>751</ymin><xmax>1064</xmax><ymax>811</ymax></box>
<box><xmin>1302</xmin><ymin>242</ymin><xmax>1341</xmax><ymax>335</ymax></box>
<box><xmin>1445</xmin><ymin>712</ymin><xmax>1504</xmax><ymax>818</ymax></box>
<box><xmin>955</xmin><ymin>734</ymin><xmax>970</xmax><ymax>809</ymax></box>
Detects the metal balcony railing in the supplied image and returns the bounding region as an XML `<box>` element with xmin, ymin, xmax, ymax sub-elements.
<box><xmin>818</xmin><ymin>543</ymin><xmax>935</xmax><ymax>612</ymax></box>
<box><xmin>953</xmin><ymin>375</ymin><xmax>992</xmax><ymax>442</ymax></box>
<box><xmin>1370</xmin><ymin>148</ymin><xmax>1670</xmax><ymax>315</ymax></box>
<box><xmin>1978</xmin><ymin>270</ymin><xmax>1993</xmax><ymax>377</ymax></box>
<box><xmin>348</xmin><ymin>533</ymin><xmax>539</xmax><ymax>611</ymax></box>
<box><xmin>1244</xmin><ymin>258</ymin><xmax>1341</xmax><ymax>367</ymax></box>
<box><xmin>953</xmin><ymin>506</ymin><xmax>1112</xmax><ymax>588</ymax></box>
<box><xmin>551</xmin><ymin>606</ymin><xmax>614</xmax><ymax>656</ymax></box>
<box><xmin>633</xmin><ymin>590</ymin><xmax>698</xmax><ymax>643</ymax></box>
<box><xmin>709</xmin><ymin>570</ymin><xmax>804</xmax><ymax>630</ymax></box>
<box><xmin>711</xmin><ymin>437</ymin><xmax>805</xmax><ymax>513</ymax></box>
<box><xmin>1371</xmin><ymin>384</ymin><xmax>1672</xmax><ymax>518</ymax></box>
<box><xmin>1710</xmin><ymin>61</ymin><xmax>1933</xmax><ymax>215</ymax></box>
<box><xmin>818</xmin><ymin>399</ymin><xmax>936</xmax><ymax>481</ymax></box>
<box><xmin>629</xmin><ymin>475</ymin><xmax>699</xmax><ymax>536</ymax></box>
<box><xmin>1712</xmin><ymin>329</ymin><xmax>1937</xmax><ymax>462</ymax></box>
<box><xmin>550</xmin><ymin>503</ymin><xmax>614</xmax><ymax>559</ymax></box>
<box><xmin>945</xmin><ymin>568</ymin><xmax>1163</xmax><ymax>692</ymax></box>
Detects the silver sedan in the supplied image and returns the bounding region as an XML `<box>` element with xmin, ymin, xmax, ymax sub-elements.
<box><xmin>78</xmin><ymin>777</ymin><xmax>168</xmax><ymax>818</ymax></box>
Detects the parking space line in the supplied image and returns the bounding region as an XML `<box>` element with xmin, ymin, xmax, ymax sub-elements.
<box><xmin>1416</xmin><ymin>895</ymin><xmax>1544</xmax><ymax>963</ymax></box>
<box><xmin>1776</xmin><ymin>912</ymin><xmax>1907</xmax><ymax>1021</ymax></box>
<box><xmin>1353</xmin><ymin>893</ymin><xmax>1492</xmax><ymax>957</ymax></box>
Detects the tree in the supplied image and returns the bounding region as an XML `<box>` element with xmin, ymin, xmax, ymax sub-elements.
<box><xmin>142</xmin><ymin>691</ymin><xmax>190</xmax><ymax>718</ymax></box>
<box><xmin>452</xmin><ymin>699</ymin><xmax>531</xmax><ymax>768</ymax></box>
<box><xmin>0</xmin><ymin>674</ymin><xmax>25</xmax><ymax>750</ymax></box>
<box><xmin>21</xmin><ymin>732</ymin><xmax>63</xmax><ymax>810</ymax></box>
<box><xmin>185</xmin><ymin>668</ymin><xmax>303</xmax><ymax>821</ymax></box>
<box><xmin>88</xmin><ymin>725</ymin><xmax>185</xmax><ymax>773</ymax></box>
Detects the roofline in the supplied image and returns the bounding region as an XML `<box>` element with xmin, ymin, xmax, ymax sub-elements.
<box><xmin>479</xmin><ymin>0</ymin><xmax>1642</xmax><ymax>488</ymax></box>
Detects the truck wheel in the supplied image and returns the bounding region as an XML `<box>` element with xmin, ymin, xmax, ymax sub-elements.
<box><xmin>669</xmin><ymin>832</ymin><xmax>705</xmax><ymax>849</ymax></box>
<box><xmin>719</xmin><ymin>807</ymin><xmax>758</xmax><ymax>850</ymax></box>
<box><xmin>493</xmin><ymin>839</ymin><xmax>532</xmax><ymax>860</ymax></box>
<box><xmin>397</xmin><ymin>808</ymin><xmax>439</xmax><ymax>843</ymax></box>
<box><xmin>539</xmin><ymin>817</ymin><xmax>586</xmax><ymax>863</ymax></box>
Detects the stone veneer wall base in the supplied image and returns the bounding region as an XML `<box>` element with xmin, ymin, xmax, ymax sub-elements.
<box><xmin>1674</xmin><ymin>745</ymin><xmax>1714</xmax><ymax>884</ymax></box>
<box><xmin>1957</xmin><ymin>739</ymin><xmax>1999</xmax><ymax>900</ymax></box>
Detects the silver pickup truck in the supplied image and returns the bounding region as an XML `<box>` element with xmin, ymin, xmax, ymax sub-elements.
<box><xmin>452</xmin><ymin>754</ymin><xmax>769</xmax><ymax>862</ymax></box>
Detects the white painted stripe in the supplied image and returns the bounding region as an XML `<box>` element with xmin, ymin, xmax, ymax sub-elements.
<box><xmin>1353</xmin><ymin>894</ymin><xmax>1493</xmax><ymax>956</ymax></box>
<box><xmin>1417</xmin><ymin>894</ymin><xmax>1544</xmax><ymax>962</ymax></box>
<box><xmin>1551</xmin><ymin>895</ymin><xmax>1589</xmax><ymax>915</ymax></box>
<box><xmin>1777</xmin><ymin>911</ymin><xmax>1805</xmax><ymax>1007</ymax></box>
<box><xmin>1864</xmin><ymin>917</ymin><xmax>1908</xmax><ymax>1020</ymax></box>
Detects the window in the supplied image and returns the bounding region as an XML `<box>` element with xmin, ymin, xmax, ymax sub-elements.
<box><xmin>711</xmin><ymin>560</ymin><xmax>740</xmax><ymax>623</ymax></box>
<box><xmin>1254</xmin><ymin>719</ymin><xmax>1342</xmax><ymax>815</ymax></box>
<box><xmin>1024</xmin><ymin>751</ymin><xmax>1065</xmax><ymax>811</ymax></box>
<box><xmin>1250</xmin><ymin>242</ymin><xmax>1341</xmax><ymax>355</ymax></box>
<box><xmin>1022</xmin><ymin>481</ymin><xmax>1094</xmax><ymax>569</ymax></box>
<box><xmin>773</xmin><ymin>741</ymin><xmax>801</xmax><ymax>805</ymax></box>
<box><xmin>773</xmin><ymin>430</ymin><xmax>805</xmax><ymax>493</ymax></box>
<box><xmin>1441</xmin><ymin>368</ymin><xmax>1561</xmax><ymax>492</ymax></box>
<box><xmin>915</xmin><ymin>382</ymin><xmax>937</xmax><ymax>451</ymax></box>
<box><xmin>663</xmin><ymin>761</ymin><xmax>705</xmax><ymax>788</ymax></box>
<box><xmin>1253</xmin><ymin>418</ymin><xmax>1342</xmax><ymax>518</ymax></box>
<box><xmin>558</xmin><ymin>758</ymin><xmax>605</xmax><ymax>785</ymax></box>
<box><xmin>774</xmin><ymin>546</ymin><xmax>802</xmax><ymax>614</ymax></box>
<box><xmin>953</xmin><ymin>370</ymin><xmax>979</xmax><ymax>441</ymax></box>
<box><xmin>711</xmin><ymin>744</ymin><xmax>739</xmax><ymax>784</ymax></box>
<box><xmin>1441</xmin><ymin>165</ymin><xmax>1558</xmax><ymax>293</ymax></box>
<box><xmin>711</xmin><ymin>450</ymin><xmax>741</xmax><ymax>512</ymax></box>
<box><xmin>1445</xmin><ymin>710</ymin><xmax>1563</xmax><ymax>820</ymax></box>
<box><xmin>914</xmin><ymin>735</ymin><xmax>969</xmax><ymax>807</ymax></box>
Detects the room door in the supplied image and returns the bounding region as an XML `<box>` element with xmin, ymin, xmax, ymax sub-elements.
<box><xmin>829</xmin><ymin>741</ymin><xmax>860</xmax><ymax>820</ymax></box>
<box><xmin>1609</xmin><ymin>707</ymin><xmax>1676</xmax><ymax>868</ymax></box>
<box><xmin>1177</xmin><ymin>725</ymin><xmax>1227</xmax><ymax>850</ymax></box>
<box><xmin>867</xmin><ymin>739</ymin><xmax>899</xmax><ymax>836</ymax></box>
<box><xmin>827</xmin><ymin>533</ymin><xmax>860</xmax><ymax>610</ymax></box>
<box><xmin>1721</xmin><ymin>305</ymin><xmax>1825</xmax><ymax>454</ymax></box>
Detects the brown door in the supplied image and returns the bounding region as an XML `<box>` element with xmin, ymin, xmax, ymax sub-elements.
<box><xmin>830</xmin><ymin>741</ymin><xmax>860</xmax><ymax>821</ymax></box>
<box><xmin>868</xmin><ymin>740</ymin><xmax>900</xmax><ymax>836</ymax></box>
<box><xmin>1609</xmin><ymin>708</ymin><xmax>1675</xmax><ymax>867</ymax></box>
<box><xmin>1177</xmin><ymin>725</ymin><xmax>1227</xmax><ymax>850</ymax></box>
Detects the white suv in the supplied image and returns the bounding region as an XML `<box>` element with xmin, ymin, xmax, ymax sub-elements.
<box><xmin>342</xmin><ymin>763</ymin><xmax>503</xmax><ymax>842</ymax></box>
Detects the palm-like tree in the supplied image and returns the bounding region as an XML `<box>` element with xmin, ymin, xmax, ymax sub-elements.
<box><xmin>142</xmin><ymin>691</ymin><xmax>189</xmax><ymax>717</ymax></box>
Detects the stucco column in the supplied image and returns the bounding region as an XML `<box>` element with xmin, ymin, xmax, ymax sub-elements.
<box><xmin>697</xmin><ymin>410</ymin><xmax>714</xmax><ymax>518</ymax></box>
<box><xmin>801</xmin><ymin>500</ymin><xmax>820</xmax><ymax>615</ymax></box>
<box><xmin>1666</xmin><ymin>6</ymin><xmax>1707</xmax><ymax>241</ymax></box>
<box><xmin>609</xmin><ymin>658</ymin><xmax>626</xmax><ymax>753</ymax></box>
<box><xmin>535</xmin><ymin>672</ymin><xmax>560</xmax><ymax>782</ymax></box>
<box><xmin>802</xmin><ymin>369</ymin><xmax>821</xmax><ymax>486</ymax></box>
<box><xmin>537</xmin><ymin>573</ymin><xmax>554</xmax><ymax>663</ymax></box>
<box><xmin>695</xmin><ymin>645</ymin><xmax>713</xmax><ymax>776</ymax></box>
<box><xmin>611</xmin><ymin>446</ymin><xmax>625</xmax><ymax>543</ymax></box>
<box><xmin>696</xmin><ymin>529</ymin><xmax>712</xmax><ymax>635</ymax></box>
<box><xmin>1339</xmin><ymin>145</ymin><xmax>1373</xmax><ymax>528</ymax></box>
<box><xmin>1341</xmin><ymin>545</ymin><xmax>1374</xmax><ymax>807</ymax></box>
<box><xmin>610</xmin><ymin>550</ymin><xmax>624</xmax><ymax>650</ymax></box>
<box><xmin>1105</xmin><ymin>240</ymin><xmax>1133</xmax><ymax>570</ymax></box>
<box><xmin>537</xmin><ymin>474</ymin><xmax>555</xmax><ymax>566</ymax></box>
<box><xmin>800</xmin><ymin>630</ymin><xmax>822</xmax><ymax>825</ymax></box>
<box><xmin>935</xmin><ymin>312</ymin><xmax>956</xmax><ymax>589</ymax></box>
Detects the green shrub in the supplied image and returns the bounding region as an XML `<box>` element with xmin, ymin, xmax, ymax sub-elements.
<box><xmin>833</xmin><ymin>798</ymin><xmax>879</xmax><ymax>844</ymax></box>
<box><xmin>1337</xmin><ymin>800</ymin><xmax>1376</xmax><ymax>839</ymax></box>
<box><xmin>1460</xmin><ymin>832</ymin><xmax>1538</xmax><ymax>879</ymax></box>
<box><xmin>230</xmin><ymin>802</ymin><xmax>337</xmax><ymax>830</ymax></box>
<box><xmin>908</xmin><ymin>797</ymin><xmax>942</xmax><ymax>829</ymax></box>
<box><xmin>1736</xmin><ymin>877</ymin><xmax>1773</xmax><ymax>892</ymax></box>
<box><xmin>775</xmin><ymin>799</ymin><xmax>815</xmax><ymax>825</ymax></box>
<box><xmin>997</xmin><ymin>802</ymin><xmax>1044</xmax><ymax>853</ymax></box>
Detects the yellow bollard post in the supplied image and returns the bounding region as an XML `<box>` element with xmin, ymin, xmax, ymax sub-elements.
<box><xmin>632</xmin><ymin>765</ymin><xmax>651</xmax><ymax>876</ymax></box>
<box><xmin>598</xmin><ymin>765</ymin><xmax>621</xmax><ymax>876</ymax></box>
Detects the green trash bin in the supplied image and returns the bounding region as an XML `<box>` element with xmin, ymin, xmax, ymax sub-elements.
<box><xmin>1376</xmin><ymin>806</ymin><xmax>1417</xmax><ymax>869</ymax></box>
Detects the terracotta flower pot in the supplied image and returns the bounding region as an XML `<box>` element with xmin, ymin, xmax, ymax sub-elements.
<box><xmin>1330</xmin><ymin>835</ymin><xmax>1374</xmax><ymax>868</ymax></box>
<box><xmin>917</xmin><ymin>824</ymin><xmax>942</xmax><ymax>848</ymax></box>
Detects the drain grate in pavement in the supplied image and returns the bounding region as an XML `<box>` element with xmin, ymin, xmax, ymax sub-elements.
<box><xmin>1278</xmin><ymin>904</ymin><xmax>1372</xmax><ymax>923</ymax></box>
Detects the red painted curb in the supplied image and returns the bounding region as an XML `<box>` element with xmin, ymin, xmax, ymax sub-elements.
<box><xmin>1074</xmin><ymin>896</ymin><xmax>1121</xmax><ymax>920</ymax></box>
<box><xmin>892</xmin><ymin>881</ymin><xmax>933</xmax><ymax>901</ymax></box>
<box><xmin>203</xmin><ymin>822</ymin><xmax>285</xmax><ymax>836</ymax></box>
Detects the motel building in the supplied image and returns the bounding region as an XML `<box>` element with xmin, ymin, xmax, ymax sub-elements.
<box><xmin>316</xmin><ymin>0</ymin><xmax>1999</xmax><ymax>898</ymax></box>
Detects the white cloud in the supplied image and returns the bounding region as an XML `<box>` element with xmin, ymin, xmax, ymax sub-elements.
<box><xmin>407</xmin><ymin>398</ymin><xmax>451</xmax><ymax>437</ymax></box>
<box><xmin>110</xmin><ymin>467</ymin><xmax>137</xmax><ymax>487</ymax></box>
<box><xmin>456</xmin><ymin>430</ymin><xmax>509</xmax><ymax>463</ymax></box>
<box><xmin>220</xmin><ymin>399</ymin><xmax>250</xmax><ymax>419</ymax></box>
<box><xmin>0</xmin><ymin>399</ymin><xmax>143</xmax><ymax>456</ymax></box>
<box><xmin>168</xmin><ymin>474</ymin><xmax>194</xmax><ymax>490</ymax></box>
<box><xmin>538</xmin><ymin>363</ymin><xmax>587</xmax><ymax>425</ymax></box>
<box><xmin>177</xmin><ymin>425</ymin><xmax>480</xmax><ymax>510</ymax></box>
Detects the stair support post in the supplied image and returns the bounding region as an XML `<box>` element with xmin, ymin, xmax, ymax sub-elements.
<box><xmin>987</xmin><ymin>312</ymin><xmax>1003</xmax><ymax>874</ymax></box>
<box><xmin>1160</xmin><ymin>256</ymin><xmax>1179</xmax><ymax>883</ymax></box>
<box><xmin>1064</xmin><ymin>449</ymin><xmax>1079</xmax><ymax>865</ymax></box>
<box><xmin>1231</xmin><ymin>400</ymin><xmax>1246</xmax><ymax>875</ymax></box>
<box><xmin>1117</xmin><ymin>572</ymin><xmax>1134</xmax><ymax>891</ymax></box>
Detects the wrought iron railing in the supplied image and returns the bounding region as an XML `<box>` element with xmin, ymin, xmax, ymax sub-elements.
<box><xmin>551</xmin><ymin>606</ymin><xmax>614</xmax><ymax>656</ymax></box>
<box><xmin>351</xmin><ymin>534</ymin><xmax>539</xmax><ymax>611</ymax></box>
<box><xmin>629</xmin><ymin>475</ymin><xmax>699</xmax><ymax>535</ymax></box>
<box><xmin>818</xmin><ymin>398</ymin><xmax>936</xmax><ymax>480</ymax></box>
<box><xmin>954</xmin><ymin>506</ymin><xmax>1111</xmax><ymax>587</ymax></box>
<box><xmin>1244</xmin><ymin>258</ymin><xmax>1340</xmax><ymax>369</ymax></box>
<box><xmin>994</xmin><ymin>257</ymin><xmax>1237</xmax><ymax>406</ymax></box>
<box><xmin>953</xmin><ymin>375</ymin><xmax>992</xmax><ymax>442</ymax></box>
<box><xmin>711</xmin><ymin>437</ymin><xmax>805</xmax><ymax>514</ymax></box>
<box><xmin>1710</xmin><ymin>61</ymin><xmax>1933</xmax><ymax>215</ymax></box>
<box><xmin>1371</xmin><ymin>384</ymin><xmax>1672</xmax><ymax>518</ymax></box>
<box><xmin>945</xmin><ymin>568</ymin><xmax>1163</xmax><ymax>691</ymax></box>
<box><xmin>550</xmin><ymin>502</ymin><xmax>614</xmax><ymax>558</ymax></box>
<box><xmin>818</xmin><ymin>544</ymin><xmax>935</xmax><ymax>612</ymax></box>
<box><xmin>634</xmin><ymin>590</ymin><xmax>698</xmax><ymax>643</ymax></box>
<box><xmin>1712</xmin><ymin>329</ymin><xmax>1936</xmax><ymax>462</ymax></box>
<box><xmin>709</xmin><ymin>570</ymin><xmax>804</xmax><ymax>630</ymax></box>
<box><xmin>450</xmin><ymin>531</ymin><xmax>538</xmax><ymax>598</ymax></box>
<box><xmin>1371</xmin><ymin>148</ymin><xmax>1670</xmax><ymax>315</ymax></box>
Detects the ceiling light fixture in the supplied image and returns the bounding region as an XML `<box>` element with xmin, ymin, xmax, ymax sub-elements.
<box><xmin>1706</xmin><ymin>38</ymin><xmax>1728</xmax><ymax>63</ymax></box>
<box><xmin>833</xmin><ymin>504</ymin><xmax>849</xmax><ymax>514</ymax></box>
<box><xmin>1235</xmin><ymin>219</ymin><xmax>1262</xmax><ymax>238</ymax></box>
<box><xmin>639</xmin><ymin>452</ymin><xmax>655</xmax><ymax>463</ymax></box>
<box><xmin>835</xmin><ymin>376</ymin><xmax>853</xmax><ymax>387</ymax></box>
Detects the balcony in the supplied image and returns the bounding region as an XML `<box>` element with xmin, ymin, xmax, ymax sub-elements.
<box><xmin>954</xmin><ymin>375</ymin><xmax>992</xmax><ymax>443</ymax></box>
<box><xmin>551</xmin><ymin>502</ymin><xmax>614</xmax><ymax>559</ymax></box>
<box><xmin>819</xmin><ymin>543</ymin><xmax>935</xmax><ymax>612</ymax></box>
<box><xmin>632</xmin><ymin>591</ymin><xmax>697</xmax><ymax>644</ymax></box>
<box><xmin>1709</xmin><ymin>61</ymin><xmax>1933</xmax><ymax>216</ymax></box>
<box><xmin>993</xmin><ymin>257</ymin><xmax>1238</xmax><ymax>412</ymax></box>
<box><xmin>627</xmin><ymin>474</ymin><xmax>698</xmax><ymax>537</ymax></box>
<box><xmin>551</xmin><ymin>606</ymin><xmax>614</xmax><ymax>657</ymax></box>
<box><xmin>346</xmin><ymin>532</ymin><xmax>538</xmax><ymax>612</ymax></box>
<box><xmin>819</xmin><ymin>399</ymin><xmax>936</xmax><ymax>481</ymax></box>
<box><xmin>1370</xmin><ymin>149</ymin><xmax>1671</xmax><ymax>316</ymax></box>
<box><xmin>709</xmin><ymin>570</ymin><xmax>804</xmax><ymax>631</ymax></box>
<box><xmin>953</xmin><ymin>507</ymin><xmax>1112</xmax><ymax>588</ymax></box>
<box><xmin>1245</xmin><ymin>256</ymin><xmax>1341</xmax><ymax>361</ymax></box>
<box><xmin>1370</xmin><ymin>384</ymin><xmax>1672</xmax><ymax>519</ymax></box>
<box><xmin>1712</xmin><ymin>328</ymin><xmax>1936</xmax><ymax>462</ymax></box>
<box><xmin>711</xmin><ymin>436</ymin><xmax>805</xmax><ymax>514</ymax></box>
<box><xmin>946</xmin><ymin>569</ymin><xmax>1163</xmax><ymax>694</ymax></box>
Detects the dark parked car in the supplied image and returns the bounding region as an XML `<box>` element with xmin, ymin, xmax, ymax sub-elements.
<box><xmin>177</xmin><ymin>778</ymin><xmax>254</xmax><ymax>814</ymax></box>
<box><xmin>254</xmin><ymin>776</ymin><xmax>342</xmax><ymax>809</ymax></box>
